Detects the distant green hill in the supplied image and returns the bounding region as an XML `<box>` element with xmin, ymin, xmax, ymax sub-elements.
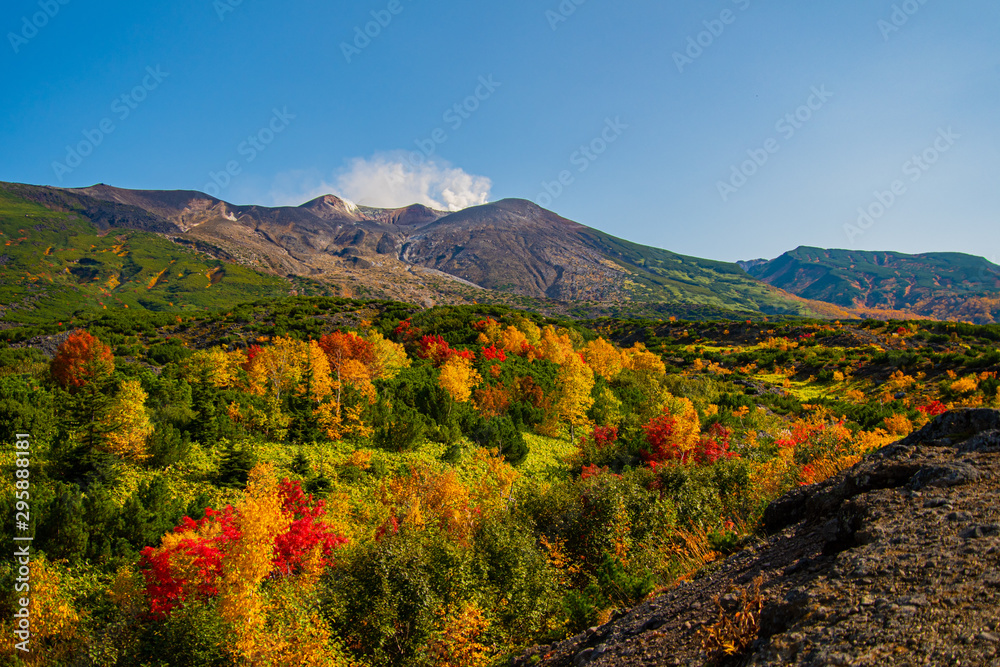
<box><xmin>0</xmin><ymin>185</ymin><xmax>292</xmax><ymax>324</ymax></box>
<box><xmin>747</xmin><ymin>247</ymin><xmax>1000</xmax><ymax>324</ymax></box>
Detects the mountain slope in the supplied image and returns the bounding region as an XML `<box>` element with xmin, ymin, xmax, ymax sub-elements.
<box><xmin>399</xmin><ymin>198</ymin><xmax>815</xmax><ymax>314</ymax></box>
<box><xmin>0</xmin><ymin>184</ymin><xmax>292</xmax><ymax>323</ymax></box>
<box><xmin>747</xmin><ymin>246</ymin><xmax>1000</xmax><ymax>324</ymax></box>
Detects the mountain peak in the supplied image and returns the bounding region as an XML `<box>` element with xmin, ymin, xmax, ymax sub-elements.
<box><xmin>299</xmin><ymin>194</ymin><xmax>363</xmax><ymax>221</ymax></box>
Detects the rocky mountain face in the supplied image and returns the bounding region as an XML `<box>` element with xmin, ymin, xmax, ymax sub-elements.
<box><xmin>514</xmin><ymin>409</ymin><xmax>1000</xmax><ymax>667</ymax></box>
<box><xmin>746</xmin><ymin>247</ymin><xmax>1000</xmax><ymax>324</ymax></box>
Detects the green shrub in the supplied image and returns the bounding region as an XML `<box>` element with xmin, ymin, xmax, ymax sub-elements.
<box><xmin>374</xmin><ymin>401</ymin><xmax>426</xmax><ymax>452</ymax></box>
<box><xmin>472</xmin><ymin>416</ymin><xmax>528</xmax><ymax>465</ymax></box>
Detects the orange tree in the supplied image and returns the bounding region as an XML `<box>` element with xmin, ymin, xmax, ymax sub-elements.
<box><xmin>50</xmin><ymin>330</ymin><xmax>116</xmax><ymax>452</ymax></box>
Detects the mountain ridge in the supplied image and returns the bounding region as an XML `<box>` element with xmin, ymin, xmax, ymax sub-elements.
<box><xmin>0</xmin><ymin>182</ymin><xmax>829</xmax><ymax>320</ymax></box>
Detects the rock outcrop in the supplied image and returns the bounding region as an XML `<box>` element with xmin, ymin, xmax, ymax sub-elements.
<box><xmin>514</xmin><ymin>410</ymin><xmax>1000</xmax><ymax>666</ymax></box>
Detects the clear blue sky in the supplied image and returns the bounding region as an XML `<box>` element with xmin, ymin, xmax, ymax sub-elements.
<box><xmin>2</xmin><ymin>0</ymin><xmax>998</xmax><ymax>263</ymax></box>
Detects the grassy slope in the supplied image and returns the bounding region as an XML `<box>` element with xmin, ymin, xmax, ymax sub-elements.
<box><xmin>0</xmin><ymin>188</ymin><xmax>291</xmax><ymax>323</ymax></box>
<box><xmin>580</xmin><ymin>229</ymin><xmax>827</xmax><ymax>317</ymax></box>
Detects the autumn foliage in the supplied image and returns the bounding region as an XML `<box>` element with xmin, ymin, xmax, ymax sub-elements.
<box><xmin>51</xmin><ymin>330</ymin><xmax>115</xmax><ymax>388</ymax></box>
<box><xmin>139</xmin><ymin>472</ymin><xmax>347</xmax><ymax>618</ymax></box>
<box><xmin>13</xmin><ymin>309</ymin><xmax>995</xmax><ymax>667</ymax></box>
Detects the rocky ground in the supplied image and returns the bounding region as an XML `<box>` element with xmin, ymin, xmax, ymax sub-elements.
<box><xmin>513</xmin><ymin>409</ymin><xmax>1000</xmax><ymax>667</ymax></box>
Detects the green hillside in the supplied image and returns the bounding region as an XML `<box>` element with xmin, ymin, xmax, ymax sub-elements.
<box><xmin>581</xmin><ymin>229</ymin><xmax>823</xmax><ymax>317</ymax></box>
<box><xmin>747</xmin><ymin>246</ymin><xmax>1000</xmax><ymax>323</ymax></box>
<box><xmin>0</xmin><ymin>186</ymin><xmax>291</xmax><ymax>324</ymax></box>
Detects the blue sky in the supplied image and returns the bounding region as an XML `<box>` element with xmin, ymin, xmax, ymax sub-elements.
<box><xmin>2</xmin><ymin>0</ymin><xmax>998</xmax><ymax>263</ymax></box>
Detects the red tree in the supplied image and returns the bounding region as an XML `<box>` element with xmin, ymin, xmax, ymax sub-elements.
<box><xmin>417</xmin><ymin>335</ymin><xmax>475</xmax><ymax>366</ymax></box>
<box><xmin>318</xmin><ymin>331</ymin><xmax>375</xmax><ymax>372</ymax></box>
<box><xmin>640</xmin><ymin>413</ymin><xmax>680</xmax><ymax>465</ymax></box>
<box><xmin>918</xmin><ymin>401</ymin><xmax>948</xmax><ymax>417</ymax></box>
<box><xmin>272</xmin><ymin>479</ymin><xmax>348</xmax><ymax>576</ymax></box>
<box><xmin>51</xmin><ymin>330</ymin><xmax>115</xmax><ymax>389</ymax></box>
<box><xmin>692</xmin><ymin>424</ymin><xmax>737</xmax><ymax>465</ymax></box>
<box><xmin>481</xmin><ymin>345</ymin><xmax>507</xmax><ymax>362</ymax></box>
<box><xmin>138</xmin><ymin>480</ymin><xmax>346</xmax><ymax>618</ymax></box>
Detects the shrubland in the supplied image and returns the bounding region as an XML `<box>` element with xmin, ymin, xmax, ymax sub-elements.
<box><xmin>1</xmin><ymin>299</ymin><xmax>998</xmax><ymax>666</ymax></box>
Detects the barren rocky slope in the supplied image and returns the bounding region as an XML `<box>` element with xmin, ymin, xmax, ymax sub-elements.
<box><xmin>515</xmin><ymin>409</ymin><xmax>1000</xmax><ymax>666</ymax></box>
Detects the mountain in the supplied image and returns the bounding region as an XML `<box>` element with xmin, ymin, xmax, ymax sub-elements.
<box><xmin>746</xmin><ymin>247</ymin><xmax>1000</xmax><ymax>324</ymax></box>
<box><xmin>68</xmin><ymin>185</ymin><xmax>824</xmax><ymax>315</ymax></box>
<box><xmin>3</xmin><ymin>181</ymin><xmax>997</xmax><ymax>324</ymax></box>
<box><xmin>0</xmin><ymin>181</ymin><xmax>842</xmax><ymax>322</ymax></box>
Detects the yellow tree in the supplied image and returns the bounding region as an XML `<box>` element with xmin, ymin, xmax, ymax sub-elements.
<box><xmin>512</xmin><ymin>315</ymin><xmax>542</xmax><ymax>346</ymax></box>
<box><xmin>661</xmin><ymin>393</ymin><xmax>701</xmax><ymax>458</ymax></box>
<box><xmin>426</xmin><ymin>603</ymin><xmax>492</xmax><ymax>667</ymax></box>
<box><xmin>218</xmin><ymin>464</ymin><xmax>292</xmax><ymax>665</ymax></box>
<box><xmin>539</xmin><ymin>325</ymin><xmax>575</xmax><ymax>365</ymax></box>
<box><xmin>340</xmin><ymin>359</ymin><xmax>375</xmax><ymax>400</ymax></box>
<box><xmin>248</xmin><ymin>336</ymin><xmax>305</xmax><ymax>402</ymax></box>
<box><xmin>7</xmin><ymin>558</ymin><xmax>83</xmax><ymax>662</ymax></box>
<box><xmin>368</xmin><ymin>330</ymin><xmax>411</xmax><ymax>380</ymax></box>
<box><xmin>188</xmin><ymin>347</ymin><xmax>245</xmax><ymax>389</ymax></box>
<box><xmin>474</xmin><ymin>317</ymin><xmax>503</xmax><ymax>346</ymax></box>
<box><xmin>623</xmin><ymin>342</ymin><xmax>667</xmax><ymax>401</ymax></box>
<box><xmin>582</xmin><ymin>337</ymin><xmax>626</xmax><ymax>379</ymax></box>
<box><xmin>500</xmin><ymin>325</ymin><xmax>529</xmax><ymax>357</ymax></box>
<box><xmin>302</xmin><ymin>340</ymin><xmax>334</xmax><ymax>403</ymax></box>
<box><xmin>439</xmin><ymin>356</ymin><xmax>482</xmax><ymax>404</ymax></box>
<box><xmin>101</xmin><ymin>379</ymin><xmax>154</xmax><ymax>460</ymax></box>
<box><xmin>624</xmin><ymin>342</ymin><xmax>666</xmax><ymax>376</ymax></box>
<box><xmin>261</xmin><ymin>574</ymin><xmax>356</xmax><ymax>666</ymax></box>
<box><xmin>555</xmin><ymin>353</ymin><xmax>595</xmax><ymax>441</ymax></box>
